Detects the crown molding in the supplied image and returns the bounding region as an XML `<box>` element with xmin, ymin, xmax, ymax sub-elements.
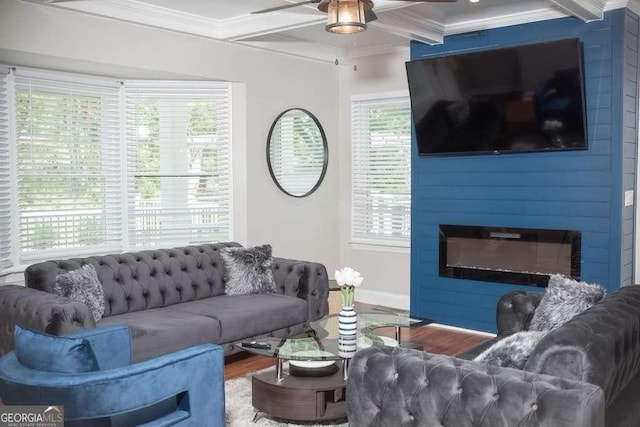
<box><xmin>25</xmin><ymin>0</ymin><xmax>329</xmax><ymax>41</ymax></box>
<box><xmin>348</xmin><ymin>44</ymin><xmax>409</xmax><ymax>59</ymax></box>
<box><xmin>19</xmin><ymin>0</ymin><xmax>640</xmax><ymax>63</ymax></box>
<box><xmin>371</xmin><ymin>9</ymin><xmax>445</xmax><ymax>44</ymax></box>
<box><xmin>239</xmin><ymin>34</ymin><xmax>345</xmax><ymax>64</ymax></box>
<box><xmin>31</xmin><ymin>0</ymin><xmax>226</xmax><ymax>38</ymax></box>
<box><xmin>445</xmin><ymin>7</ymin><xmax>581</xmax><ymax>37</ymax></box>
<box><xmin>621</xmin><ymin>0</ymin><xmax>640</xmax><ymax>14</ymax></box>
<box><xmin>550</xmin><ymin>0</ymin><xmax>606</xmax><ymax>21</ymax></box>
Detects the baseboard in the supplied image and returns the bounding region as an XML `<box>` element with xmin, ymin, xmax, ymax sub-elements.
<box><xmin>429</xmin><ymin>323</ymin><xmax>496</xmax><ymax>338</ymax></box>
<box><xmin>355</xmin><ymin>289</ymin><xmax>409</xmax><ymax>310</ymax></box>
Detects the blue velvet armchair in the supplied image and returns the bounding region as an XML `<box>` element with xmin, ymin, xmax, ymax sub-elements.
<box><xmin>0</xmin><ymin>325</ymin><xmax>225</xmax><ymax>426</ymax></box>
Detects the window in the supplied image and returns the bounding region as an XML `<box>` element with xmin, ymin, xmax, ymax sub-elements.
<box><xmin>13</xmin><ymin>71</ymin><xmax>123</xmax><ymax>263</ymax></box>
<box><xmin>125</xmin><ymin>82</ymin><xmax>231</xmax><ymax>248</ymax></box>
<box><xmin>0</xmin><ymin>68</ymin><xmax>233</xmax><ymax>270</ymax></box>
<box><xmin>0</xmin><ymin>69</ymin><xmax>10</xmax><ymax>268</ymax></box>
<box><xmin>351</xmin><ymin>93</ymin><xmax>411</xmax><ymax>246</ymax></box>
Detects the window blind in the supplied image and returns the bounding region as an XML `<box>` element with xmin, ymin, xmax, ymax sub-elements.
<box><xmin>13</xmin><ymin>72</ymin><xmax>123</xmax><ymax>262</ymax></box>
<box><xmin>125</xmin><ymin>81</ymin><xmax>232</xmax><ymax>248</ymax></box>
<box><xmin>0</xmin><ymin>70</ymin><xmax>11</xmax><ymax>268</ymax></box>
<box><xmin>351</xmin><ymin>94</ymin><xmax>411</xmax><ymax>245</ymax></box>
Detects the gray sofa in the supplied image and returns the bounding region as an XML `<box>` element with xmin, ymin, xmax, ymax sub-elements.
<box><xmin>0</xmin><ymin>242</ymin><xmax>329</xmax><ymax>361</ymax></box>
<box><xmin>347</xmin><ymin>285</ymin><xmax>640</xmax><ymax>427</ymax></box>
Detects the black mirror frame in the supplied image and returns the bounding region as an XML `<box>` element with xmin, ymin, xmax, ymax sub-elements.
<box><xmin>266</xmin><ymin>108</ymin><xmax>329</xmax><ymax>198</ymax></box>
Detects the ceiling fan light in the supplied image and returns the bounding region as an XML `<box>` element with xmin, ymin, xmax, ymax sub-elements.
<box><xmin>326</xmin><ymin>0</ymin><xmax>367</xmax><ymax>34</ymax></box>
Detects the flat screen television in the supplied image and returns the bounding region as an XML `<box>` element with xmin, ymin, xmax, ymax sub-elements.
<box><xmin>406</xmin><ymin>38</ymin><xmax>587</xmax><ymax>156</ymax></box>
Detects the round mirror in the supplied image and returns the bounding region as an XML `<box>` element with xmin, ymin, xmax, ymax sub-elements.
<box><xmin>267</xmin><ymin>108</ymin><xmax>328</xmax><ymax>197</ymax></box>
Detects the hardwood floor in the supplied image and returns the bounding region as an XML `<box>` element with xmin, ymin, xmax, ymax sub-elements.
<box><xmin>224</xmin><ymin>304</ymin><xmax>490</xmax><ymax>380</ymax></box>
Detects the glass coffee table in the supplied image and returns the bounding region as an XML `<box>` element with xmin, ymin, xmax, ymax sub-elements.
<box><xmin>236</xmin><ymin>310</ymin><xmax>433</xmax><ymax>422</ymax></box>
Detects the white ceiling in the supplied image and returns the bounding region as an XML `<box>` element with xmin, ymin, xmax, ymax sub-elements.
<box><xmin>22</xmin><ymin>0</ymin><xmax>640</xmax><ymax>63</ymax></box>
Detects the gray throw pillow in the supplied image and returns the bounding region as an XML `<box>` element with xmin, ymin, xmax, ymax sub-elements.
<box><xmin>529</xmin><ymin>274</ymin><xmax>605</xmax><ymax>332</ymax></box>
<box><xmin>221</xmin><ymin>244</ymin><xmax>277</xmax><ymax>296</ymax></box>
<box><xmin>474</xmin><ymin>331</ymin><xmax>548</xmax><ymax>369</ymax></box>
<box><xmin>54</xmin><ymin>264</ymin><xmax>105</xmax><ymax>322</ymax></box>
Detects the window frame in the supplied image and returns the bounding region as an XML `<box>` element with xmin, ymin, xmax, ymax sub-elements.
<box><xmin>12</xmin><ymin>69</ymin><xmax>124</xmax><ymax>264</ymax></box>
<box><xmin>0</xmin><ymin>67</ymin><xmax>234</xmax><ymax>274</ymax></box>
<box><xmin>350</xmin><ymin>91</ymin><xmax>412</xmax><ymax>251</ymax></box>
<box><xmin>124</xmin><ymin>80</ymin><xmax>233</xmax><ymax>249</ymax></box>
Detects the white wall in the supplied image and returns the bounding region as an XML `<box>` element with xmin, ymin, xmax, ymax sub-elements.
<box><xmin>0</xmin><ymin>0</ymin><xmax>340</xmax><ymax>275</ymax></box>
<box><xmin>338</xmin><ymin>48</ymin><xmax>412</xmax><ymax>308</ymax></box>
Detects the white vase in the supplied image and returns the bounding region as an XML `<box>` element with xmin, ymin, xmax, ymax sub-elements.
<box><xmin>338</xmin><ymin>305</ymin><xmax>357</xmax><ymax>336</ymax></box>
<box><xmin>338</xmin><ymin>333</ymin><xmax>357</xmax><ymax>358</ymax></box>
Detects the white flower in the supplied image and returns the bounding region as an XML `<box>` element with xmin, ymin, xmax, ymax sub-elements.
<box><xmin>334</xmin><ymin>269</ymin><xmax>346</xmax><ymax>286</ymax></box>
<box><xmin>334</xmin><ymin>267</ymin><xmax>363</xmax><ymax>287</ymax></box>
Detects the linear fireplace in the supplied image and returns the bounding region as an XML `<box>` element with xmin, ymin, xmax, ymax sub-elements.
<box><xmin>439</xmin><ymin>225</ymin><xmax>581</xmax><ymax>287</ymax></box>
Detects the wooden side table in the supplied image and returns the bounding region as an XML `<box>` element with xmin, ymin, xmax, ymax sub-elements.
<box><xmin>251</xmin><ymin>368</ymin><xmax>346</xmax><ymax>422</ymax></box>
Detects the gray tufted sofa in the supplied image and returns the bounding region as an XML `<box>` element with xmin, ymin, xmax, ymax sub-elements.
<box><xmin>347</xmin><ymin>285</ymin><xmax>640</xmax><ymax>427</ymax></box>
<box><xmin>0</xmin><ymin>242</ymin><xmax>329</xmax><ymax>361</ymax></box>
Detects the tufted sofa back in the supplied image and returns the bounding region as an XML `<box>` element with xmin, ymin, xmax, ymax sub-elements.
<box><xmin>24</xmin><ymin>242</ymin><xmax>241</xmax><ymax>318</ymax></box>
<box><xmin>347</xmin><ymin>346</ymin><xmax>604</xmax><ymax>427</ymax></box>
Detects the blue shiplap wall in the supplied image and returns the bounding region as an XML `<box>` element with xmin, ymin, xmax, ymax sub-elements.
<box><xmin>410</xmin><ymin>10</ymin><xmax>638</xmax><ymax>332</ymax></box>
<box><xmin>622</xmin><ymin>11</ymin><xmax>638</xmax><ymax>286</ymax></box>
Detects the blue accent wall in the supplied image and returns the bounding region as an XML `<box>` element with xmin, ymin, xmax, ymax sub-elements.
<box><xmin>410</xmin><ymin>10</ymin><xmax>639</xmax><ymax>332</ymax></box>
<box><xmin>622</xmin><ymin>11</ymin><xmax>639</xmax><ymax>286</ymax></box>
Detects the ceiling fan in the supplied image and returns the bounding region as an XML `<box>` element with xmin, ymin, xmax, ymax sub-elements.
<box><xmin>252</xmin><ymin>0</ymin><xmax>457</xmax><ymax>34</ymax></box>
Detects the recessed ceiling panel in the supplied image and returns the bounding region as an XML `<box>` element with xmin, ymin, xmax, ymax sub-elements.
<box><xmin>274</xmin><ymin>23</ymin><xmax>409</xmax><ymax>50</ymax></box>
<box><xmin>135</xmin><ymin>0</ymin><xmax>293</xmax><ymax>20</ymax></box>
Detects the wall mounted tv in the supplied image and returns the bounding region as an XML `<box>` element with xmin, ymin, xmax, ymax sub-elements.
<box><xmin>406</xmin><ymin>38</ymin><xmax>587</xmax><ymax>156</ymax></box>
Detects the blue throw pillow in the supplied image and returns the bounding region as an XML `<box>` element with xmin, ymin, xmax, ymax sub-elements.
<box><xmin>14</xmin><ymin>326</ymin><xmax>99</xmax><ymax>373</ymax></box>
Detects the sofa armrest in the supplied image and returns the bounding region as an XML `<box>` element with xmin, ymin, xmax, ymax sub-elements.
<box><xmin>524</xmin><ymin>285</ymin><xmax>640</xmax><ymax>406</ymax></box>
<box><xmin>272</xmin><ymin>258</ymin><xmax>329</xmax><ymax>322</ymax></box>
<box><xmin>496</xmin><ymin>290</ymin><xmax>543</xmax><ymax>337</ymax></box>
<box><xmin>347</xmin><ymin>346</ymin><xmax>604</xmax><ymax>427</ymax></box>
<box><xmin>0</xmin><ymin>344</ymin><xmax>224</xmax><ymax>426</ymax></box>
<box><xmin>0</xmin><ymin>285</ymin><xmax>95</xmax><ymax>356</ymax></box>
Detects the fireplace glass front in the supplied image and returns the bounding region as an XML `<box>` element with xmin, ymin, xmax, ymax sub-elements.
<box><xmin>439</xmin><ymin>225</ymin><xmax>581</xmax><ymax>287</ymax></box>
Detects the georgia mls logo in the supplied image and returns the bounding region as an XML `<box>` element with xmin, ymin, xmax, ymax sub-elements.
<box><xmin>0</xmin><ymin>405</ymin><xmax>64</xmax><ymax>427</ymax></box>
<box><xmin>43</xmin><ymin>406</ymin><xmax>62</xmax><ymax>420</ymax></box>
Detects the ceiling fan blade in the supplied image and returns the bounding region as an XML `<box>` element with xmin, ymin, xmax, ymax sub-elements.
<box><xmin>365</xmin><ymin>8</ymin><xmax>378</xmax><ymax>23</ymax></box>
<box><xmin>252</xmin><ymin>0</ymin><xmax>321</xmax><ymax>14</ymax></box>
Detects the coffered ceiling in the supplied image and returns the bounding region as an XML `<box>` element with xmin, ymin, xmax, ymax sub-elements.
<box><xmin>22</xmin><ymin>0</ymin><xmax>640</xmax><ymax>63</ymax></box>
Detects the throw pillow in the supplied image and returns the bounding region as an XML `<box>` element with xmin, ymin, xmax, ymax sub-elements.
<box><xmin>221</xmin><ymin>244</ymin><xmax>277</xmax><ymax>296</ymax></box>
<box><xmin>529</xmin><ymin>274</ymin><xmax>605</xmax><ymax>332</ymax></box>
<box><xmin>54</xmin><ymin>264</ymin><xmax>105</xmax><ymax>322</ymax></box>
<box><xmin>474</xmin><ymin>331</ymin><xmax>548</xmax><ymax>369</ymax></box>
<box><xmin>14</xmin><ymin>325</ymin><xmax>99</xmax><ymax>373</ymax></box>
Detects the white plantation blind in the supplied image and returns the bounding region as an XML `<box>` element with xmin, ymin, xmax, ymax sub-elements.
<box><xmin>268</xmin><ymin>110</ymin><xmax>326</xmax><ymax>196</ymax></box>
<box><xmin>351</xmin><ymin>94</ymin><xmax>411</xmax><ymax>245</ymax></box>
<box><xmin>0</xmin><ymin>70</ymin><xmax>11</xmax><ymax>268</ymax></box>
<box><xmin>125</xmin><ymin>82</ymin><xmax>232</xmax><ymax>248</ymax></box>
<box><xmin>13</xmin><ymin>72</ymin><xmax>123</xmax><ymax>262</ymax></box>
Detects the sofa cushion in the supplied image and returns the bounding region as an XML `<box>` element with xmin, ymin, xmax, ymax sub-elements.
<box><xmin>54</xmin><ymin>264</ymin><xmax>105</xmax><ymax>322</ymax></box>
<box><xmin>221</xmin><ymin>245</ymin><xmax>277</xmax><ymax>296</ymax></box>
<box><xmin>14</xmin><ymin>325</ymin><xmax>99</xmax><ymax>373</ymax></box>
<box><xmin>168</xmin><ymin>294</ymin><xmax>308</xmax><ymax>343</ymax></box>
<box><xmin>474</xmin><ymin>331</ymin><xmax>549</xmax><ymax>369</ymax></box>
<box><xmin>529</xmin><ymin>274</ymin><xmax>605</xmax><ymax>331</ymax></box>
<box><xmin>98</xmin><ymin>309</ymin><xmax>221</xmax><ymax>362</ymax></box>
